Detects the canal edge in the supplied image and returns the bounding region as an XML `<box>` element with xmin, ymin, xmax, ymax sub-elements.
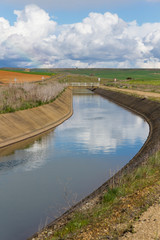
<box><xmin>0</xmin><ymin>88</ymin><xmax>73</xmax><ymax>149</ymax></box>
<box><xmin>28</xmin><ymin>86</ymin><xmax>160</xmax><ymax>239</ymax></box>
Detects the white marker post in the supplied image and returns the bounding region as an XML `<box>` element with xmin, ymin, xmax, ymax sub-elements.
<box><xmin>98</xmin><ymin>78</ymin><xmax>101</xmax><ymax>86</ymax></box>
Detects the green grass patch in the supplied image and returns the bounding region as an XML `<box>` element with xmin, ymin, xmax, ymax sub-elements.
<box><xmin>103</xmin><ymin>187</ymin><xmax>121</xmax><ymax>203</ymax></box>
<box><xmin>51</xmin><ymin>213</ymin><xmax>89</xmax><ymax>239</ymax></box>
<box><xmin>127</xmin><ymin>80</ymin><xmax>160</xmax><ymax>86</ymax></box>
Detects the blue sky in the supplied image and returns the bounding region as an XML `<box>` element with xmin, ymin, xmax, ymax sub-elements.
<box><xmin>0</xmin><ymin>0</ymin><xmax>160</xmax><ymax>68</ymax></box>
<box><xmin>1</xmin><ymin>0</ymin><xmax>160</xmax><ymax>25</ymax></box>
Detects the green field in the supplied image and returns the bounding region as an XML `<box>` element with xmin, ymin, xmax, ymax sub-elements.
<box><xmin>31</xmin><ymin>68</ymin><xmax>160</xmax><ymax>85</ymax></box>
<box><xmin>2</xmin><ymin>68</ymin><xmax>160</xmax><ymax>87</ymax></box>
<box><xmin>62</xmin><ymin>68</ymin><xmax>160</xmax><ymax>82</ymax></box>
<box><xmin>2</xmin><ymin>67</ymin><xmax>160</xmax><ymax>80</ymax></box>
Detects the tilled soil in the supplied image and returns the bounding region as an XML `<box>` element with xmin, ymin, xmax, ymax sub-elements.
<box><xmin>0</xmin><ymin>70</ymin><xmax>49</xmax><ymax>83</ymax></box>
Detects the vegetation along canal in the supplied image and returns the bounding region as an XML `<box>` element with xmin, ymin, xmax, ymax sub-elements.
<box><xmin>0</xmin><ymin>89</ymin><xmax>149</xmax><ymax>240</ymax></box>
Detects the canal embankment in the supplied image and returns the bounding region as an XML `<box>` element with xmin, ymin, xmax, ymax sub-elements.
<box><xmin>0</xmin><ymin>88</ymin><xmax>73</xmax><ymax>148</ymax></box>
<box><xmin>93</xmin><ymin>87</ymin><xmax>160</xmax><ymax>172</ymax></box>
<box><xmin>29</xmin><ymin>87</ymin><xmax>160</xmax><ymax>240</ymax></box>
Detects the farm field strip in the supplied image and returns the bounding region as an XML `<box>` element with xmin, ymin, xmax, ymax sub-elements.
<box><xmin>0</xmin><ymin>70</ymin><xmax>50</xmax><ymax>83</ymax></box>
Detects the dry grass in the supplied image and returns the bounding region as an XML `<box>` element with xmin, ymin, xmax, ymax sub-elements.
<box><xmin>0</xmin><ymin>81</ymin><xmax>65</xmax><ymax>113</ymax></box>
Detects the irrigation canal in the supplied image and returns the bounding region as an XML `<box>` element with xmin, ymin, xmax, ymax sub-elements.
<box><xmin>0</xmin><ymin>89</ymin><xmax>149</xmax><ymax>240</ymax></box>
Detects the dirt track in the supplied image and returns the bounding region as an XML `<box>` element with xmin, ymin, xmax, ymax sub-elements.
<box><xmin>101</xmin><ymin>85</ymin><xmax>160</xmax><ymax>100</ymax></box>
<box><xmin>0</xmin><ymin>70</ymin><xmax>50</xmax><ymax>83</ymax></box>
<box><xmin>121</xmin><ymin>201</ymin><xmax>160</xmax><ymax>240</ymax></box>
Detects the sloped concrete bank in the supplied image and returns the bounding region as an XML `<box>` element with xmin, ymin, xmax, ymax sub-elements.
<box><xmin>0</xmin><ymin>88</ymin><xmax>73</xmax><ymax>149</ymax></box>
<box><xmin>29</xmin><ymin>87</ymin><xmax>160</xmax><ymax>239</ymax></box>
<box><xmin>93</xmin><ymin>87</ymin><xmax>159</xmax><ymax>171</ymax></box>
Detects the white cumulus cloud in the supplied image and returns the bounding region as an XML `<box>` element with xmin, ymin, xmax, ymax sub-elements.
<box><xmin>1</xmin><ymin>4</ymin><xmax>160</xmax><ymax>68</ymax></box>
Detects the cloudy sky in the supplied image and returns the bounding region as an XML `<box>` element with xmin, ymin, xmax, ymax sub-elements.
<box><xmin>0</xmin><ymin>0</ymin><xmax>160</xmax><ymax>68</ymax></box>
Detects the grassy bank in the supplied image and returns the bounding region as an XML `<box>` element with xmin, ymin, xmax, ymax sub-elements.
<box><xmin>0</xmin><ymin>81</ymin><xmax>65</xmax><ymax>113</ymax></box>
<box><xmin>39</xmin><ymin>150</ymin><xmax>160</xmax><ymax>240</ymax></box>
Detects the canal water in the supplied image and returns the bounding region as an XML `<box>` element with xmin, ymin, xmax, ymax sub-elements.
<box><xmin>0</xmin><ymin>89</ymin><xmax>149</xmax><ymax>240</ymax></box>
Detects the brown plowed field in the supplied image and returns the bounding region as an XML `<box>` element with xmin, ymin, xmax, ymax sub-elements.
<box><xmin>0</xmin><ymin>70</ymin><xmax>50</xmax><ymax>84</ymax></box>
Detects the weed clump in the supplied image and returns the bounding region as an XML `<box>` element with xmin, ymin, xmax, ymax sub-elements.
<box><xmin>103</xmin><ymin>188</ymin><xmax>120</xmax><ymax>203</ymax></box>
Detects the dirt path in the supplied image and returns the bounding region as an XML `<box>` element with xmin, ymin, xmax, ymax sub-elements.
<box><xmin>121</xmin><ymin>201</ymin><xmax>160</xmax><ymax>240</ymax></box>
<box><xmin>101</xmin><ymin>85</ymin><xmax>160</xmax><ymax>100</ymax></box>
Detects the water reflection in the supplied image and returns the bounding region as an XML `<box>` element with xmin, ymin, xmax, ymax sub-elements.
<box><xmin>0</xmin><ymin>92</ymin><xmax>149</xmax><ymax>175</ymax></box>
<box><xmin>57</xmin><ymin>93</ymin><xmax>148</xmax><ymax>154</ymax></box>
<box><xmin>0</xmin><ymin>90</ymin><xmax>149</xmax><ymax>240</ymax></box>
<box><xmin>0</xmin><ymin>132</ymin><xmax>55</xmax><ymax>174</ymax></box>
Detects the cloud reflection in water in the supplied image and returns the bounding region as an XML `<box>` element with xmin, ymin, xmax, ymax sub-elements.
<box><xmin>0</xmin><ymin>92</ymin><xmax>149</xmax><ymax>174</ymax></box>
<box><xmin>56</xmin><ymin>93</ymin><xmax>149</xmax><ymax>154</ymax></box>
<box><xmin>0</xmin><ymin>133</ymin><xmax>54</xmax><ymax>173</ymax></box>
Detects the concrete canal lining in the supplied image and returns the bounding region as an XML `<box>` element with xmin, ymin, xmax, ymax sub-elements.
<box><xmin>0</xmin><ymin>88</ymin><xmax>73</xmax><ymax>148</ymax></box>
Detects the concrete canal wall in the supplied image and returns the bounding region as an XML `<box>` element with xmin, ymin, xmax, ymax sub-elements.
<box><xmin>0</xmin><ymin>88</ymin><xmax>73</xmax><ymax>148</ymax></box>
